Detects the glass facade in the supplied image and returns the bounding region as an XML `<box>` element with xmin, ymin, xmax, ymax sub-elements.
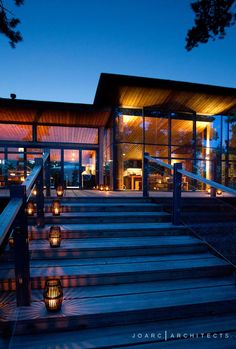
<box><xmin>113</xmin><ymin>109</ymin><xmax>236</xmax><ymax>191</ymax></box>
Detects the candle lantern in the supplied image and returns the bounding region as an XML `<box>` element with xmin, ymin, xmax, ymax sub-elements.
<box><xmin>105</xmin><ymin>186</ymin><xmax>109</xmax><ymax>191</ymax></box>
<box><xmin>207</xmin><ymin>188</ymin><xmax>211</xmax><ymax>194</ymax></box>
<box><xmin>27</xmin><ymin>201</ymin><xmax>35</xmax><ymax>216</ymax></box>
<box><xmin>56</xmin><ymin>185</ymin><xmax>64</xmax><ymax>198</ymax></box>
<box><xmin>217</xmin><ymin>189</ymin><xmax>223</xmax><ymax>196</ymax></box>
<box><xmin>99</xmin><ymin>185</ymin><xmax>104</xmax><ymax>191</ymax></box>
<box><xmin>52</xmin><ymin>200</ymin><xmax>61</xmax><ymax>216</ymax></box>
<box><xmin>44</xmin><ymin>279</ymin><xmax>63</xmax><ymax>312</ymax></box>
<box><xmin>49</xmin><ymin>226</ymin><xmax>62</xmax><ymax>248</ymax></box>
<box><xmin>32</xmin><ymin>187</ymin><xmax>37</xmax><ymax>196</ymax></box>
<box><xmin>9</xmin><ymin>235</ymin><xmax>14</xmax><ymax>249</ymax></box>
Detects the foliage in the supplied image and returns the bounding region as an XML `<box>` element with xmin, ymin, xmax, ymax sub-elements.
<box><xmin>186</xmin><ymin>0</ymin><xmax>236</xmax><ymax>50</ymax></box>
<box><xmin>0</xmin><ymin>0</ymin><xmax>24</xmax><ymax>48</ymax></box>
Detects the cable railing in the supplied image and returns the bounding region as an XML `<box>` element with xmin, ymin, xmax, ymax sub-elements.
<box><xmin>0</xmin><ymin>150</ymin><xmax>50</xmax><ymax>306</ymax></box>
<box><xmin>143</xmin><ymin>152</ymin><xmax>236</xmax><ymax>225</ymax></box>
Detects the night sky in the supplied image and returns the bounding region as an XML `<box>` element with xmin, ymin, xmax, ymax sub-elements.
<box><xmin>1</xmin><ymin>0</ymin><xmax>236</xmax><ymax>104</ymax></box>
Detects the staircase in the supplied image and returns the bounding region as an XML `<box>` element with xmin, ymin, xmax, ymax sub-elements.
<box><xmin>1</xmin><ymin>196</ymin><xmax>236</xmax><ymax>348</ymax></box>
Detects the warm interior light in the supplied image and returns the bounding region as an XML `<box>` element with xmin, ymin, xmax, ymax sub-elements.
<box><xmin>44</xmin><ymin>279</ymin><xmax>63</xmax><ymax>312</ymax></box>
<box><xmin>217</xmin><ymin>189</ymin><xmax>223</xmax><ymax>195</ymax></box>
<box><xmin>52</xmin><ymin>200</ymin><xmax>61</xmax><ymax>216</ymax></box>
<box><xmin>8</xmin><ymin>236</ymin><xmax>14</xmax><ymax>249</ymax></box>
<box><xmin>56</xmin><ymin>185</ymin><xmax>64</xmax><ymax>198</ymax></box>
<box><xmin>32</xmin><ymin>188</ymin><xmax>37</xmax><ymax>196</ymax></box>
<box><xmin>207</xmin><ymin>188</ymin><xmax>211</xmax><ymax>194</ymax></box>
<box><xmin>27</xmin><ymin>201</ymin><xmax>34</xmax><ymax>216</ymax></box>
<box><xmin>49</xmin><ymin>226</ymin><xmax>62</xmax><ymax>248</ymax></box>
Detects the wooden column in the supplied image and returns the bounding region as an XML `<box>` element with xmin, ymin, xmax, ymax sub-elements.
<box><xmin>35</xmin><ymin>158</ymin><xmax>44</xmax><ymax>227</ymax></box>
<box><xmin>172</xmin><ymin>163</ymin><xmax>182</xmax><ymax>225</ymax></box>
<box><xmin>98</xmin><ymin>127</ymin><xmax>105</xmax><ymax>185</ymax></box>
<box><xmin>143</xmin><ymin>152</ymin><xmax>149</xmax><ymax>197</ymax></box>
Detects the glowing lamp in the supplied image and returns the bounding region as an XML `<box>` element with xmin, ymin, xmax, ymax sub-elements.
<box><xmin>52</xmin><ymin>200</ymin><xmax>60</xmax><ymax>216</ymax></box>
<box><xmin>207</xmin><ymin>188</ymin><xmax>211</xmax><ymax>194</ymax></box>
<box><xmin>217</xmin><ymin>189</ymin><xmax>223</xmax><ymax>196</ymax></box>
<box><xmin>32</xmin><ymin>188</ymin><xmax>37</xmax><ymax>196</ymax></box>
<box><xmin>20</xmin><ymin>176</ymin><xmax>25</xmax><ymax>182</ymax></box>
<box><xmin>56</xmin><ymin>185</ymin><xmax>64</xmax><ymax>198</ymax></box>
<box><xmin>9</xmin><ymin>236</ymin><xmax>14</xmax><ymax>249</ymax></box>
<box><xmin>27</xmin><ymin>201</ymin><xmax>34</xmax><ymax>216</ymax></box>
<box><xmin>105</xmin><ymin>186</ymin><xmax>109</xmax><ymax>191</ymax></box>
<box><xmin>44</xmin><ymin>279</ymin><xmax>63</xmax><ymax>312</ymax></box>
<box><xmin>49</xmin><ymin>226</ymin><xmax>62</xmax><ymax>248</ymax></box>
<box><xmin>100</xmin><ymin>185</ymin><xmax>104</xmax><ymax>191</ymax></box>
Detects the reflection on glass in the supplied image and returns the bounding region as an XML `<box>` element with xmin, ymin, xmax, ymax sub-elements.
<box><xmin>145</xmin><ymin>117</ymin><xmax>168</xmax><ymax>145</ymax></box>
<box><xmin>171</xmin><ymin>119</ymin><xmax>193</xmax><ymax>146</ymax></box>
<box><xmin>0</xmin><ymin>124</ymin><xmax>32</xmax><ymax>141</ymax></box>
<box><xmin>64</xmin><ymin>150</ymin><xmax>80</xmax><ymax>187</ymax></box>
<box><xmin>37</xmin><ymin>126</ymin><xmax>98</xmax><ymax>144</ymax></box>
<box><xmin>116</xmin><ymin>115</ymin><xmax>143</xmax><ymax>143</ymax></box>
<box><xmin>50</xmin><ymin>149</ymin><xmax>61</xmax><ymax>187</ymax></box>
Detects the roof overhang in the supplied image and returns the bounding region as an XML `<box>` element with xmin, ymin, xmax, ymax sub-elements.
<box><xmin>94</xmin><ymin>73</ymin><xmax>236</xmax><ymax>116</ymax></box>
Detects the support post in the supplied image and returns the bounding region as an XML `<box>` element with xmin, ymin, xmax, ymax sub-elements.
<box><xmin>172</xmin><ymin>163</ymin><xmax>182</xmax><ymax>225</ymax></box>
<box><xmin>45</xmin><ymin>151</ymin><xmax>51</xmax><ymax>197</ymax></box>
<box><xmin>10</xmin><ymin>185</ymin><xmax>31</xmax><ymax>306</ymax></box>
<box><xmin>143</xmin><ymin>152</ymin><xmax>149</xmax><ymax>198</ymax></box>
<box><xmin>211</xmin><ymin>157</ymin><xmax>217</xmax><ymax>198</ymax></box>
<box><xmin>35</xmin><ymin>158</ymin><xmax>44</xmax><ymax>227</ymax></box>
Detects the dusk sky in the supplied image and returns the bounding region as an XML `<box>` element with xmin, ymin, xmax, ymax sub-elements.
<box><xmin>1</xmin><ymin>0</ymin><xmax>236</xmax><ymax>104</ymax></box>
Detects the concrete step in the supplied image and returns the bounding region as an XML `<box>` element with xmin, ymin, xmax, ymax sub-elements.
<box><xmin>44</xmin><ymin>197</ymin><xmax>154</xmax><ymax>204</ymax></box>
<box><xmin>28</xmin><ymin>222</ymin><xmax>190</xmax><ymax>240</ymax></box>
<box><xmin>0</xmin><ymin>253</ymin><xmax>232</xmax><ymax>291</ymax></box>
<box><xmin>5</xmin><ymin>312</ymin><xmax>236</xmax><ymax>348</ymax></box>
<box><xmin>1</xmin><ymin>277</ymin><xmax>236</xmax><ymax>336</ymax></box>
<box><xmin>44</xmin><ymin>202</ymin><xmax>163</xmax><ymax>213</ymax></box>
<box><xmin>28</xmin><ymin>211</ymin><xmax>171</xmax><ymax>224</ymax></box>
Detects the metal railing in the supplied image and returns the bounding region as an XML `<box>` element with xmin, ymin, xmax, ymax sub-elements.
<box><xmin>143</xmin><ymin>152</ymin><xmax>236</xmax><ymax>225</ymax></box>
<box><xmin>0</xmin><ymin>151</ymin><xmax>50</xmax><ymax>306</ymax></box>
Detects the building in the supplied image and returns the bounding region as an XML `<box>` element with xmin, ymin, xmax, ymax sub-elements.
<box><xmin>1</xmin><ymin>72</ymin><xmax>236</xmax><ymax>191</ymax></box>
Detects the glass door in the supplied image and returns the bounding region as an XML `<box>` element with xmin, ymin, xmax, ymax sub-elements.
<box><xmin>81</xmin><ymin>150</ymin><xmax>97</xmax><ymax>189</ymax></box>
<box><xmin>64</xmin><ymin>149</ymin><xmax>80</xmax><ymax>188</ymax></box>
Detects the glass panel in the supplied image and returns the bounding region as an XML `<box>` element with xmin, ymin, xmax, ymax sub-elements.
<box><xmin>196</xmin><ymin>117</ymin><xmax>221</xmax><ymax>149</ymax></box>
<box><xmin>171</xmin><ymin>146</ymin><xmax>193</xmax><ymax>159</ymax></box>
<box><xmin>0</xmin><ymin>152</ymin><xmax>5</xmax><ymax>186</ymax></box>
<box><xmin>117</xmin><ymin>143</ymin><xmax>143</xmax><ymax>190</ymax></box>
<box><xmin>7</xmin><ymin>150</ymin><xmax>26</xmax><ymax>184</ymax></box>
<box><xmin>104</xmin><ymin>128</ymin><xmax>112</xmax><ymax>187</ymax></box>
<box><xmin>116</xmin><ymin>115</ymin><xmax>143</xmax><ymax>143</ymax></box>
<box><xmin>171</xmin><ymin>119</ymin><xmax>193</xmax><ymax>146</ymax></box>
<box><xmin>64</xmin><ymin>150</ymin><xmax>80</xmax><ymax>187</ymax></box>
<box><xmin>171</xmin><ymin>159</ymin><xmax>193</xmax><ymax>191</ymax></box>
<box><xmin>145</xmin><ymin>145</ymin><xmax>168</xmax><ymax>158</ymax></box>
<box><xmin>227</xmin><ymin>162</ymin><xmax>236</xmax><ymax>189</ymax></box>
<box><xmin>50</xmin><ymin>149</ymin><xmax>62</xmax><ymax>187</ymax></box>
<box><xmin>82</xmin><ymin>150</ymin><xmax>96</xmax><ymax>189</ymax></box>
<box><xmin>145</xmin><ymin>117</ymin><xmax>168</xmax><ymax>145</ymax></box>
<box><xmin>37</xmin><ymin>126</ymin><xmax>98</xmax><ymax>144</ymax></box>
<box><xmin>148</xmin><ymin>159</ymin><xmax>170</xmax><ymax>192</ymax></box>
<box><xmin>0</xmin><ymin>124</ymin><xmax>32</xmax><ymax>141</ymax></box>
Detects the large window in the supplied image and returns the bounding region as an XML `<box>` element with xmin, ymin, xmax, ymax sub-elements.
<box><xmin>0</xmin><ymin>124</ymin><xmax>32</xmax><ymax>141</ymax></box>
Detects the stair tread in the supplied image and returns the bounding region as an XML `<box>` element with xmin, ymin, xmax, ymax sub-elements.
<box><xmin>0</xmin><ymin>255</ymin><xmax>230</xmax><ymax>279</ymax></box>
<box><xmin>0</xmin><ymin>252</ymin><xmax>215</xmax><ymax>270</ymax></box>
<box><xmin>29</xmin><ymin>235</ymin><xmax>203</xmax><ymax>250</ymax></box>
<box><xmin>44</xmin><ymin>211</ymin><xmax>170</xmax><ymax>217</ymax></box>
<box><xmin>29</xmin><ymin>222</ymin><xmax>187</xmax><ymax>232</ymax></box>
<box><xmin>2</xmin><ymin>284</ymin><xmax>236</xmax><ymax>322</ymax></box>
<box><xmin>8</xmin><ymin>314</ymin><xmax>236</xmax><ymax>349</ymax></box>
<box><xmin>47</xmin><ymin>202</ymin><xmax>161</xmax><ymax>207</ymax></box>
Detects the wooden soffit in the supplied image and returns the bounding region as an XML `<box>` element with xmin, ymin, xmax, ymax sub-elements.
<box><xmin>94</xmin><ymin>73</ymin><xmax>236</xmax><ymax>115</ymax></box>
<box><xmin>0</xmin><ymin>99</ymin><xmax>111</xmax><ymax>127</ymax></box>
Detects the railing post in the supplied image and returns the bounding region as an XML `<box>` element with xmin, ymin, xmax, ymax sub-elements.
<box><xmin>35</xmin><ymin>158</ymin><xmax>45</xmax><ymax>227</ymax></box>
<box><xmin>10</xmin><ymin>185</ymin><xmax>31</xmax><ymax>306</ymax></box>
<box><xmin>45</xmin><ymin>151</ymin><xmax>51</xmax><ymax>197</ymax></box>
<box><xmin>172</xmin><ymin>163</ymin><xmax>182</xmax><ymax>225</ymax></box>
<box><xmin>211</xmin><ymin>157</ymin><xmax>217</xmax><ymax>198</ymax></box>
<box><xmin>143</xmin><ymin>152</ymin><xmax>149</xmax><ymax>198</ymax></box>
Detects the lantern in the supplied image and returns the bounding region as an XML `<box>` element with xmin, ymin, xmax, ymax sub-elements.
<box><xmin>217</xmin><ymin>189</ymin><xmax>223</xmax><ymax>195</ymax></box>
<box><xmin>105</xmin><ymin>186</ymin><xmax>109</xmax><ymax>191</ymax></box>
<box><xmin>56</xmin><ymin>185</ymin><xmax>64</xmax><ymax>198</ymax></box>
<box><xmin>52</xmin><ymin>200</ymin><xmax>60</xmax><ymax>216</ymax></box>
<box><xmin>27</xmin><ymin>201</ymin><xmax>34</xmax><ymax>216</ymax></box>
<box><xmin>32</xmin><ymin>187</ymin><xmax>37</xmax><ymax>196</ymax></box>
<box><xmin>207</xmin><ymin>188</ymin><xmax>211</xmax><ymax>194</ymax></box>
<box><xmin>49</xmin><ymin>226</ymin><xmax>62</xmax><ymax>248</ymax></box>
<box><xmin>9</xmin><ymin>236</ymin><xmax>14</xmax><ymax>249</ymax></box>
<box><xmin>20</xmin><ymin>176</ymin><xmax>25</xmax><ymax>182</ymax></box>
<box><xmin>44</xmin><ymin>279</ymin><xmax>63</xmax><ymax>312</ymax></box>
<box><xmin>100</xmin><ymin>185</ymin><xmax>104</xmax><ymax>191</ymax></box>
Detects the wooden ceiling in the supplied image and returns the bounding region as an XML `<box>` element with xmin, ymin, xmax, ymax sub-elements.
<box><xmin>94</xmin><ymin>73</ymin><xmax>236</xmax><ymax>115</ymax></box>
<box><xmin>0</xmin><ymin>99</ymin><xmax>111</xmax><ymax>127</ymax></box>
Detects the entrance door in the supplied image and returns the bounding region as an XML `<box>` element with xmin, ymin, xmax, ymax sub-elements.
<box><xmin>64</xmin><ymin>149</ymin><xmax>80</xmax><ymax>188</ymax></box>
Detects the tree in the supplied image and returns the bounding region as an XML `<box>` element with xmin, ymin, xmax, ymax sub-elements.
<box><xmin>0</xmin><ymin>0</ymin><xmax>24</xmax><ymax>48</ymax></box>
<box><xmin>186</xmin><ymin>0</ymin><xmax>236</xmax><ymax>50</ymax></box>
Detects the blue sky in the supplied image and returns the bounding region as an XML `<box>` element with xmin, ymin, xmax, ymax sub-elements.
<box><xmin>1</xmin><ymin>0</ymin><xmax>236</xmax><ymax>103</ymax></box>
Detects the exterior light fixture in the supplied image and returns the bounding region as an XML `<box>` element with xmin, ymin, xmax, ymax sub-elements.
<box><xmin>49</xmin><ymin>226</ymin><xmax>62</xmax><ymax>248</ymax></box>
<box><xmin>217</xmin><ymin>189</ymin><xmax>223</xmax><ymax>195</ymax></box>
<box><xmin>207</xmin><ymin>188</ymin><xmax>211</xmax><ymax>194</ymax></box>
<box><xmin>44</xmin><ymin>279</ymin><xmax>63</xmax><ymax>312</ymax></box>
<box><xmin>105</xmin><ymin>186</ymin><xmax>109</xmax><ymax>191</ymax></box>
<box><xmin>52</xmin><ymin>200</ymin><xmax>61</xmax><ymax>216</ymax></box>
<box><xmin>99</xmin><ymin>185</ymin><xmax>104</xmax><ymax>191</ymax></box>
<box><xmin>32</xmin><ymin>187</ymin><xmax>37</xmax><ymax>196</ymax></box>
<box><xmin>9</xmin><ymin>236</ymin><xmax>14</xmax><ymax>249</ymax></box>
<box><xmin>20</xmin><ymin>176</ymin><xmax>25</xmax><ymax>182</ymax></box>
<box><xmin>27</xmin><ymin>201</ymin><xmax>35</xmax><ymax>216</ymax></box>
<box><xmin>56</xmin><ymin>185</ymin><xmax>64</xmax><ymax>198</ymax></box>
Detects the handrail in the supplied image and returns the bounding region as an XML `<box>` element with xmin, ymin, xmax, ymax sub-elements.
<box><xmin>145</xmin><ymin>154</ymin><xmax>236</xmax><ymax>196</ymax></box>
<box><xmin>0</xmin><ymin>197</ymin><xmax>22</xmax><ymax>246</ymax></box>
